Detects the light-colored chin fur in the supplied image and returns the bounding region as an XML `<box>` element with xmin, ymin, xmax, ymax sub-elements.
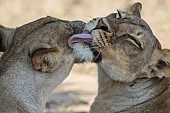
<box><xmin>73</xmin><ymin>43</ymin><xmax>93</xmax><ymax>62</ymax></box>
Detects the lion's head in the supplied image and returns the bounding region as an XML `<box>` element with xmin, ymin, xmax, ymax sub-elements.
<box><xmin>70</xmin><ymin>2</ymin><xmax>170</xmax><ymax>82</ymax></box>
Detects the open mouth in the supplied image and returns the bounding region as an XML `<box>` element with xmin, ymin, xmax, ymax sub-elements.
<box><xmin>67</xmin><ymin>18</ymin><xmax>112</xmax><ymax>63</ymax></box>
<box><xmin>68</xmin><ymin>34</ymin><xmax>92</xmax><ymax>48</ymax></box>
<box><xmin>68</xmin><ymin>33</ymin><xmax>102</xmax><ymax>63</ymax></box>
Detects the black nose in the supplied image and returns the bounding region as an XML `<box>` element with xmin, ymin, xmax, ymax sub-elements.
<box><xmin>95</xmin><ymin>18</ymin><xmax>109</xmax><ymax>32</ymax></box>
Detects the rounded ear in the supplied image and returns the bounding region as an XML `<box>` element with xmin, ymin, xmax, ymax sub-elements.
<box><xmin>146</xmin><ymin>49</ymin><xmax>170</xmax><ymax>78</ymax></box>
<box><xmin>0</xmin><ymin>25</ymin><xmax>15</xmax><ymax>52</ymax></box>
<box><xmin>32</xmin><ymin>48</ymin><xmax>60</xmax><ymax>73</ymax></box>
<box><xmin>131</xmin><ymin>2</ymin><xmax>142</xmax><ymax>18</ymax></box>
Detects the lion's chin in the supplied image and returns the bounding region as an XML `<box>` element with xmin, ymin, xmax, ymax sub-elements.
<box><xmin>73</xmin><ymin>43</ymin><xmax>103</xmax><ymax>63</ymax></box>
<box><xmin>73</xmin><ymin>43</ymin><xmax>94</xmax><ymax>63</ymax></box>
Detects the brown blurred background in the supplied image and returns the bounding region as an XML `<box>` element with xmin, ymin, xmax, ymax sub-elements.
<box><xmin>0</xmin><ymin>0</ymin><xmax>170</xmax><ymax>113</ymax></box>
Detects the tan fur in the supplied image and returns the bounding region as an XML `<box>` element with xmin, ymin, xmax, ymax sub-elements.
<box><xmin>32</xmin><ymin>48</ymin><xmax>60</xmax><ymax>72</ymax></box>
<box><xmin>83</xmin><ymin>2</ymin><xmax>170</xmax><ymax>113</ymax></box>
<box><xmin>0</xmin><ymin>17</ymin><xmax>85</xmax><ymax>113</ymax></box>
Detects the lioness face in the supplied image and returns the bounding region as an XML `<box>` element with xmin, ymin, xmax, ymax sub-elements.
<box><xmin>0</xmin><ymin>16</ymin><xmax>85</xmax><ymax>76</ymax></box>
<box><xmin>0</xmin><ymin>17</ymin><xmax>87</xmax><ymax>112</ymax></box>
<box><xmin>0</xmin><ymin>17</ymin><xmax>85</xmax><ymax>87</ymax></box>
<box><xmin>72</xmin><ymin>2</ymin><xmax>170</xmax><ymax>82</ymax></box>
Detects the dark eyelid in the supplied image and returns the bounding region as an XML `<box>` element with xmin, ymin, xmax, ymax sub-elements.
<box><xmin>119</xmin><ymin>34</ymin><xmax>143</xmax><ymax>50</ymax></box>
<box><xmin>127</xmin><ymin>34</ymin><xmax>143</xmax><ymax>50</ymax></box>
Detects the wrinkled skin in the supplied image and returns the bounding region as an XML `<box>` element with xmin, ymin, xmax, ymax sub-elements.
<box><xmin>0</xmin><ymin>16</ymin><xmax>85</xmax><ymax>113</ymax></box>
<box><xmin>80</xmin><ymin>2</ymin><xmax>170</xmax><ymax>113</ymax></box>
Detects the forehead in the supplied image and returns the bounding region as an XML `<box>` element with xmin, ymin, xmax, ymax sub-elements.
<box><xmin>6</xmin><ymin>17</ymin><xmax>78</xmax><ymax>56</ymax></box>
<box><xmin>13</xmin><ymin>17</ymin><xmax>74</xmax><ymax>44</ymax></box>
<box><xmin>105</xmin><ymin>13</ymin><xmax>152</xmax><ymax>32</ymax></box>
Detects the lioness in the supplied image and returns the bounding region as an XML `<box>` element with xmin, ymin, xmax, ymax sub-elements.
<box><xmin>69</xmin><ymin>2</ymin><xmax>170</xmax><ymax>113</ymax></box>
<box><xmin>0</xmin><ymin>17</ymin><xmax>98</xmax><ymax>113</ymax></box>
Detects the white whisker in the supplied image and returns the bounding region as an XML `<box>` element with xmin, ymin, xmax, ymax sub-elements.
<box><xmin>93</xmin><ymin>49</ymin><xmax>103</xmax><ymax>62</ymax></box>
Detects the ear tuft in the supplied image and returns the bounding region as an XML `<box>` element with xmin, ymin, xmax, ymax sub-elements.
<box><xmin>32</xmin><ymin>48</ymin><xmax>60</xmax><ymax>73</ymax></box>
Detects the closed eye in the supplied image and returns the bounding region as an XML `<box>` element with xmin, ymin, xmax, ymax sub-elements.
<box><xmin>124</xmin><ymin>34</ymin><xmax>143</xmax><ymax>50</ymax></box>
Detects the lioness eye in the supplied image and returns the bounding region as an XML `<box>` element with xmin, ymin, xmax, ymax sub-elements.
<box><xmin>119</xmin><ymin>34</ymin><xmax>143</xmax><ymax>50</ymax></box>
<box><xmin>126</xmin><ymin>35</ymin><xmax>143</xmax><ymax>50</ymax></box>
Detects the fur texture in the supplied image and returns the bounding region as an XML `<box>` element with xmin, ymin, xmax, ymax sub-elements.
<box><xmin>77</xmin><ymin>2</ymin><xmax>170</xmax><ymax>113</ymax></box>
<box><xmin>0</xmin><ymin>17</ymin><xmax>85</xmax><ymax>113</ymax></box>
<box><xmin>73</xmin><ymin>43</ymin><xmax>93</xmax><ymax>62</ymax></box>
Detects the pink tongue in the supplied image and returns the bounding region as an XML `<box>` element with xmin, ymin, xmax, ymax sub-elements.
<box><xmin>68</xmin><ymin>34</ymin><xmax>93</xmax><ymax>48</ymax></box>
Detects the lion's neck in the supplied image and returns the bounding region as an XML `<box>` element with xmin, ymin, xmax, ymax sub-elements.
<box><xmin>90</xmin><ymin>65</ymin><xmax>170</xmax><ymax>113</ymax></box>
<box><xmin>0</xmin><ymin>60</ymin><xmax>66</xmax><ymax>113</ymax></box>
